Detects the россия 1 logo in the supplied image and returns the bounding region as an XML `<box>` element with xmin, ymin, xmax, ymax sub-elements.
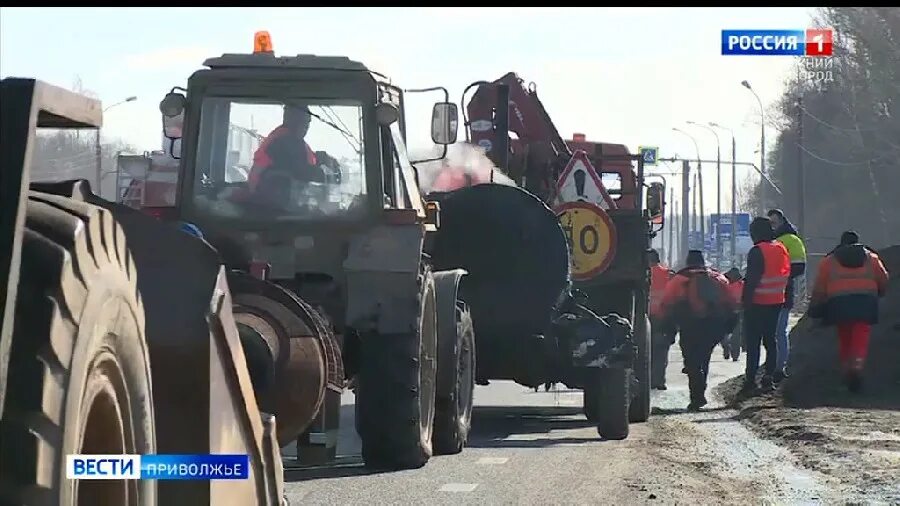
<box><xmin>721</xmin><ymin>29</ymin><xmax>833</xmax><ymax>56</ymax></box>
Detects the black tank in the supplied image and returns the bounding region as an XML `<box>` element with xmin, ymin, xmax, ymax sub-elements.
<box><xmin>426</xmin><ymin>184</ymin><xmax>571</xmax><ymax>341</ymax></box>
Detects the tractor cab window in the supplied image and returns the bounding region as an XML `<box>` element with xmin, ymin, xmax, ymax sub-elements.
<box><xmin>190</xmin><ymin>97</ymin><xmax>367</xmax><ymax>221</ymax></box>
<box><xmin>602</xmin><ymin>172</ymin><xmax>623</xmax><ymax>199</ymax></box>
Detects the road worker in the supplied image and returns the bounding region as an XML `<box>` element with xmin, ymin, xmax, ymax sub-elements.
<box><xmin>809</xmin><ymin>231</ymin><xmax>889</xmax><ymax>392</ymax></box>
<box><xmin>244</xmin><ymin>103</ymin><xmax>340</xmax><ymax>203</ymax></box>
<box><xmin>659</xmin><ymin>250</ymin><xmax>738</xmax><ymax>411</ymax></box>
<box><xmin>740</xmin><ymin>217</ymin><xmax>791</xmax><ymax>394</ymax></box>
<box><xmin>648</xmin><ymin>249</ymin><xmax>675</xmax><ymax>390</ymax></box>
<box><xmin>767</xmin><ymin>209</ymin><xmax>808</xmax><ymax>384</ymax></box>
<box><xmin>721</xmin><ymin>267</ymin><xmax>744</xmax><ymax>361</ymax></box>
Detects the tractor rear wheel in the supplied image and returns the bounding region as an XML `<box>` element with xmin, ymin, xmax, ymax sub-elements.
<box><xmin>0</xmin><ymin>194</ymin><xmax>155</xmax><ymax>506</ymax></box>
<box><xmin>433</xmin><ymin>301</ymin><xmax>475</xmax><ymax>455</ymax></box>
<box><xmin>356</xmin><ymin>265</ymin><xmax>438</xmax><ymax>470</ymax></box>
<box><xmin>629</xmin><ymin>315</ymin><xmax>652</xmax><ymax>423</ymax></box>
<box><xmin>591</xmin><ymin>367</ymin><xmax>630</xmax><ymax>440</ymax></box>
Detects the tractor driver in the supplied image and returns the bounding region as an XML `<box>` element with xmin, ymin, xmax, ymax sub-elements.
<box><xmin>245</xmin><ymin>103</ymin><xmax>340</xmax><ymax>200</ymax></box>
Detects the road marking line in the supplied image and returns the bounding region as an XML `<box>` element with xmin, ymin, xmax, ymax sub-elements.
<box><xmin>477</xmin><ymin>457</ymin><xmax>509</xmax><ymax>465</ymax></box>
<box><xmin>440</xmin><ymin>483</ymin><xmax>479</xmax><ymax>492</ymax></box>
<box><xmin>503</xmin><ymin>434</ymin><xmax>540</xmax><ymax>441</ymax></box>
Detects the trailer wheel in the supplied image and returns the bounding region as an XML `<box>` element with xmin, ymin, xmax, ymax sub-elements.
<box><xmin>589</xmin><ymin>367</ymin><xmax>630</xmax><ymax>440</ymax></box>
<box><xmin>356</xmin><ymin>265</ymin><xmax>438</xmax><ymax>470</ymax></box>
<box><xmin>629</xmin><ymin>315</ymin><xmax>651</xmax><ymax>423</ymax></box>
<box><xmin>433</xmin><ymin>301</ymin><xmax>475</xmax><ymax>455</ymax></box>
<box><xmin>0</xmin><ymin>194</ymin><xmax>155</xmax><ymax>506</ymax></box>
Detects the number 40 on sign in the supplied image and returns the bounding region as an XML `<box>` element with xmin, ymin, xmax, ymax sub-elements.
<box><xmin>555</xmin><ymin>201</ymin><xmax>618</xmax><ymax>281</ymax></box>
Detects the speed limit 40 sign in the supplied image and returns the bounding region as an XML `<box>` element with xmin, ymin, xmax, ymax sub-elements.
<box><xmin>555</xmin><ymin>201</ymin><xmax>618</xmax><ymax>281</ymax></box>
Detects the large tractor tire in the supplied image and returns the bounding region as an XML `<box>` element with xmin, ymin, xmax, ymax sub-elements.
<box><xmin>0</xmin><ymin>194</ymin><xmax>155</xmax><ymax>506</ymax></box>
<box><xmin>356</xmin><ymin>264</ymin><xmax>438</xmax><ymax>470</ymax></box>
<box><xmin>588</xmin><ymin>367</ymin><xmax>630</xmax><ymax>440</ymax></box>
<box><xmin>629</xmin><ymin>315</ymin><xmax>652</xmax><ymax>423</ymax></box>
<box><xmin>432</xmin><ymin>293</ymin><xmax>475</xmax><ymax>456</ymax></box>
<box><xmin>582</xmin><ymin>382</ymin><xmax>599</xmax><ymax>422</ymax></box>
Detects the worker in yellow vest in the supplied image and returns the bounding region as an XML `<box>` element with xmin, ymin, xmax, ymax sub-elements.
<box><xmin>767</xmin><ymin>209</ymin><xmax>808</xmax><ymax>384</ymax></box>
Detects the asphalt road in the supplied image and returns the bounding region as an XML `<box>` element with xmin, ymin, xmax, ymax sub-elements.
<box><xmin>284</xmin><ymin>335</ymin><xmax>842</xmax><ymax>505</ymax></box>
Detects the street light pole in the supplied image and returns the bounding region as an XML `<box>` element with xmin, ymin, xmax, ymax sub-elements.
<box><xmin>672</xmin><ymin>127</ymin><xmax>704</xmax><ymax>245</ymax></box>
<box><xmin>710</xmin><ymin>122</ymin><xmax>737</xmax><ymax>267</ymax></box>
<box><xmin>96</xmin><ymin>96</ymin><xmax>137</xmax><ymax>198</ymax></box>
<box><xmin>742</xmin><ymin>80</ymin><xmax>765</xmax><ymax>209</ymax></box>
<box><xmin>668</xmin><ymin>185</ymin><xmax>675</xmax><ymax>266</ymax></box>
<box><xmin>688</xmin><ymin>121</ymin><xmax>722</xmax><ymax>269</ymax></box>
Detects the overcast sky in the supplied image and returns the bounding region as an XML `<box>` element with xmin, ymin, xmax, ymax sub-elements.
<box><xmin>1</xmin><ymin>7</ymin><xmax>818</xmax><ymax>216</ymax></box>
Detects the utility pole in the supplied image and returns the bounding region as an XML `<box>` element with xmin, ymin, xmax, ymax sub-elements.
<box><xmin>709</xmin><ymin>122</ymin><xmax>739</xmax><ymax>267</ymax></box>
<box><xmin>687</xmin><ymin>121</ymin><xmax>722</xmax><ymax>268</ymax></box>
<box><xmin>742</xmin><ymin>80</ymin><xmax>766</xmax><ymax>209</ymax></box>
<box><xmin>730</xmin><ymin>134</ymin><xmax>736</xmax><ymax>267</ymax></box>
<box><xmin>797</xmin><ymin>94</ymin><xmax>805</xmax><ymax>235</ymax></box>
<box><xmin>697</xmin><ymin>161</ymin><xmax>705</xmax><ymax>244</ymax></box>
<box><xmin>681</xmin><ymin>159</ymin><xmax>691</xmax><ymax>266</ymax></box>
<box><xmin>693</xmin><ymin>172</ymin><xmax>699</xmax><ymax>235</ymax></box>
<box><xmin>672</xmin><ymin>200</ymin><xmax>679</xmax><ymax>267</ymax></box>
<box><xmin>668</xmin><ymin>185</ymin><xmax>675</xmax><ymax>266</ymax></box>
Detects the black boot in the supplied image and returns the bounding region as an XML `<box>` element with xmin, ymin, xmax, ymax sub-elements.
<box><xmin>738</xmin><ymin>377</ymin><xmax>758</xmax><ymax>396</ymax></box>
<box><xmin>687</xmin><ymin>371</ymin><xmax>708</xmax><ymax>411</ymax></box>
<box><xmin>846</xmin><ymin>370</ymin><xmax>863</xmax><ymax>393</ymax></box>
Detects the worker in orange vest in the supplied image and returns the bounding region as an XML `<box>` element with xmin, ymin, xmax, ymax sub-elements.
<box><xmin>648</xmin><ymin>249</ymin><xmax>675</xmax><ymax>390</ymax></box>
<box><xmin>739</xmin><ymin>217</ymin><xmax>791</xmax><ymax>395</ymax></box>
<box><xmin>659</xmin><ymin>250</ymin><xmax>738</xmax><ymax>410</ymax></box>
<box><xmin>721</xmin><ymin>267</ymin><xmax>744</xmax><ymax>361</ymax></box>
<box><xmin>809</xmin><ymin>231</ymin><xmax>889</xmax><ymax>392</ymax></box>
<box><xmin>241</xmin><ymin>104</ymin><xmax>340</xmax><ymax>206</ymax></box>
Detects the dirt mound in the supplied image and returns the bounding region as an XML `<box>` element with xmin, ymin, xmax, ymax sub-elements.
<box><xmin>781</xmin><ymin>245</ymin><xmax>900</xmax><ymax>409</ymax></box>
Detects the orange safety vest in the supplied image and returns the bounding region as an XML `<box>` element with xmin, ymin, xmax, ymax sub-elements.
<box><xmin>247</xmin><ymin>126</ymin><xmax>318</xmax><ymax>192</ymax></box>
<box><xmin>824</xmin><ymin>255</ymin><xmax>880</xmax><ymax>299</ymax></box>
<box><xmin>727</xmin><ymin>280</ymin><xmax>744</xmax><ymax>305</ymax></box>
<box><xmin>649</xmin><ymin>264</ymin><xmax>671</xmax><ymax>317</ymax></box>
<box><xmin>752</xmin><ymin>241</ymin><xmax>790</xmax><ymax>305</ymax></box>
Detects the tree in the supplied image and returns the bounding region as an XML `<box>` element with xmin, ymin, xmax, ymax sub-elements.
<box><xmin>749</xmin><ymin>7</ymin><xmax>900</xmax><ymax>252</ymax></box>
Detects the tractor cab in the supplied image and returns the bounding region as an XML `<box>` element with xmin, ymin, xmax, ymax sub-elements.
<box><xmin>156</xmin><ymin>32</ymin><xmax>457</xmax><ymax>282</ymax></box>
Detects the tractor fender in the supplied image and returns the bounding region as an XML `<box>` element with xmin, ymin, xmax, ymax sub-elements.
<box><xmin>343</xmin><ymin>224</ymin><xmax>426</xmax><ymax>335</ymax></box>
<box><xmin>433</xmin><ymin>269</ymin><xmax>468</xmax><ymax>394</ymax></box>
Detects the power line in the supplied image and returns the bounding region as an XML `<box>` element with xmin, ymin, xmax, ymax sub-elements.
<box><xmin>798</xmin><ymin>103</ymin><xmax>900</xmax><ymax>151</ymax></box>
<box><xmin>797</xmin><ymin>103</ymin><xmax>875</xmax><ymax>133</ymax></box>
<box><xmin>797</xmin><ymin>143</ymin><xmax>884</xmax><ymax>166</ymax></box>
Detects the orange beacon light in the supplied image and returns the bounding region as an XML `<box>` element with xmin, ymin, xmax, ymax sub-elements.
<box><xmin>254</xmin><ymin>31</ymin><xmax>274</xmax><ymax>54</ymax></box>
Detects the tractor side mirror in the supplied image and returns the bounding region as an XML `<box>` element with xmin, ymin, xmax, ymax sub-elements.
<box><xmin>647</xmin><ymin>182</ymin><xmax>665</xmax><ymax>225</ymax></box>
<box><xmin>159</xmin><ymin>92</ymin><xmax>185</xmax><ymax>159</ymax></box>
<box><xmin>431</xmin><ymin>102</ymin><xmax>458</xmax><ymax>145</ymax></box>
<box><xmin>159</xmin><ymin>92</ymin><xmax>186</xmax><ymax>140</ymax></box>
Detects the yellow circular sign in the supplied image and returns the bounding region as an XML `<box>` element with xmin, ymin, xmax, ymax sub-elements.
<box><xmin>555</xmin><ymin>201</ymin><xmax>618</xmax><ymax>281</ymax></box>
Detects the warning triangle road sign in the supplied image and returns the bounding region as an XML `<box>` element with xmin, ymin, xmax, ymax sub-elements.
<box><xmin>554</xmin><ymin>150</ymin><xmax>618</xmax><ymax>211</ymax></box>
